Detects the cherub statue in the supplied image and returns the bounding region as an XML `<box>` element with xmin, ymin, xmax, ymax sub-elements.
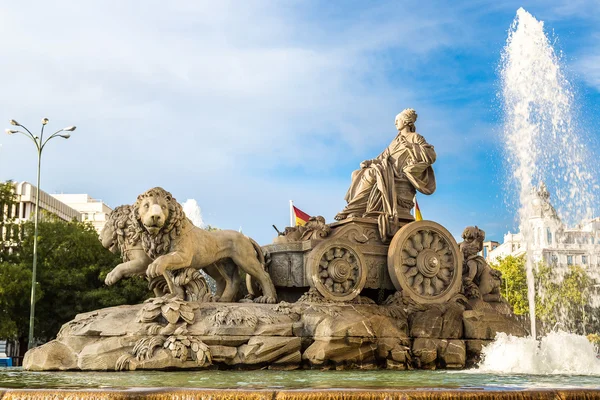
<box><xmin>459</xmin><ymin>226</ymin><xmax>502</xmax><ymax>302</ymax></box>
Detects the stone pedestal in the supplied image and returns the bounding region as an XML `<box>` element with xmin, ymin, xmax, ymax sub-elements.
<box><xmin>24</xmin><ymin>297</ymin><xmax>526</xmax><ymax>371</ymax></box>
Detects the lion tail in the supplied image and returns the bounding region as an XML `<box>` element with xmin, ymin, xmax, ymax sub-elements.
<box><xmin>247</xmin><ymin>237</ymin><xmax>266</xmax><ymax>268</ymax></box>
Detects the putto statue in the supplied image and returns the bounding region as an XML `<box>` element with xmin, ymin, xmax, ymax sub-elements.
<box><xmin>459</xmin><ymin>226</ymin><xmax>503</xmax><ymax>302</ymax></box>
<box><xmin>335</xmin><ymin>108</ymin><xmax>436</xmax><ymax>239</ymax></box>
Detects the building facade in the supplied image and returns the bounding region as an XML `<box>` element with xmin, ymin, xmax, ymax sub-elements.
<box><xmin>50</xmin><ymin>194</ymin><xmax>112</xmax><ymax>233</ymax></box>
<box><xmin>487</xmin><ymin>183</ymin><xmax>600</xmax><ymax>283</ymax></box>
<box><xmin>1</xmin><ymin>181</ymin><xmax>81</xmax><ymax>244</ymax></box>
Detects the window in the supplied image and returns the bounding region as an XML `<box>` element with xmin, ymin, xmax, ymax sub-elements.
<box><xmin>483</xmin><ymin>247</ymin><xmax>488</xmax><ymax>258</ymax></box>
<box><xmin>547</xmin><ymin>228</ymin><xmax>552</xmax><ymax>245</ymax></box>
<box><xmin>567</xmin><ymin>255</ymin><xmax>573</xmax><ymax>265</ymax></box>
<box><xmin>551</xmin><ymin>254</ymin><xmax>558</xmax><ymax>265</ymax></box>
<box><xmin>582</xmin><ymin>255</ymin><xmax>588</xmax><ymax>265</ymax></box>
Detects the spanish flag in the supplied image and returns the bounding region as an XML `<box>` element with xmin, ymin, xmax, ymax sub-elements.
<box><xmin>293</xmin><ymin>205</ymin><xmax>310</xmax><ymax>226</ymax></box>
<box><xmin>414</xmin><ymin>198</ymin><xmax>423</xmax><ymax>221</ymax></box>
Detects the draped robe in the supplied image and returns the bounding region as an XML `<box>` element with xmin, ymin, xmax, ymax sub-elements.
<box><xmin>336</xmin><ymin>131</ymin><xmax>436</xmax><ymax>222</ymax></box>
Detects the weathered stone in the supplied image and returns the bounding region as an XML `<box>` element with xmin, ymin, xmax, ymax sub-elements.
<box><xmin>303</xmin><ymin>337</ymin><xmax>377</xmax><ymax>366</ymax></box>
<box><xmin>465</xmin><ymin>339</ymin><xmax>492</xmax><ymax>367</ymax></box>
<box><xmin>410</xmin><ymin>307</ymin><xmax>443</xmax><ymax>337</ymax></box>
<box><xmin>253</xmin><ymin>322</ymin><xmax>293</xmax><ymax>336</ymax></box>
<box><xmin>463</xmin><ymin>310</ymin><xmax>528</xmax><ymax>339</ymax></box>
<box><xmin>412</xmin><ymin>338</ymin><xmax>465</xmax><ymax>369</ymax></box>
<box><xmin>440</xmin><ymin>339</ymin><xmax>466</xmax><ymax>369</ymax></box>
<box><xmin>78</xmin><ymin>337</ymin><xmax>138</xmax><ymax>370</ymax></box>
<box><xmin>412</xmin><ymin>338</ymin><xmax>438</xmax><ymax>368</ymax></box>
<box><xmin>235</xmin><ymin>337</ymin><xmax>301</xmax><ymax>365</ymax></box>
<box><xmin>386</xmin><ymin>359</ymin><xmax>407</xmax><ymax>370</ymax></box>
<box><xmin>440</xmin><ymin>302</ymin><xmax>465</xmax><ymax>338</ymax></box>
<box><xmin>23</xmin><ymin>341</ymin><xmax>78</xmax><ymax>371</ymax></box>
<box><xmin>209</xmin><ymin>345</ymin><xmax>237</xmax><ymax>363</ymax></box>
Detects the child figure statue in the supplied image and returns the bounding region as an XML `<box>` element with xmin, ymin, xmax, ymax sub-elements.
<box><xmin>459</xmin><ymin>226</ymin><xmax>503</xmax><ymax>302</ymax></box>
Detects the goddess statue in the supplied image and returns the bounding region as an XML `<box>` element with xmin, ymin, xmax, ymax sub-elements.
<box><xmin>335</xmin><ymin>109</ymin><xmax>436</xmax><ymax>238</ymax></box>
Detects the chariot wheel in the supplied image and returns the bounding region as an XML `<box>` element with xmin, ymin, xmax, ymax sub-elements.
<box><xmin>306</xmin><ymin>239</ymin><xmax>367</xmax><ymax>301</ymax></box>
<box><xmin>387</xmin><ymin>220</ymin><xmax>462</xmax><ymax>304</ymax></box>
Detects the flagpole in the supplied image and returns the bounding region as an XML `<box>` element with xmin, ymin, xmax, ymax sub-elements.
<box><xmin>289</xmin><ymin>200</ymin><xmax>294</xmax><ymax>227</ymax></box>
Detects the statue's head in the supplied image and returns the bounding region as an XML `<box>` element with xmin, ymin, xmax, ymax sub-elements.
<box><xmin>395</xmin><ymin>108</ymin><xmax>418</xmax><ymax>133</ymax></box>
<box><xmin>460</xmin><ymin>226</ymin><xmax>485</xmax><ymax>254</ymax></box>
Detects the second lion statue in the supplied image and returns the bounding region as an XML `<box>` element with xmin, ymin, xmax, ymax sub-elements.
<box><xmin>136</xmin><ymin>187</ymin><xmax>278</xmax><ymax>304</ymax></box>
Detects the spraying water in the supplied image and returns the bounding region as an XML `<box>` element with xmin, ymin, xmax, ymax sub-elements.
<box><xmin>182</xmin><ymin>199</ymin><xmax>204</xmax><ymax>228</ymax></box>
<box><xmin>477</xmin><ymin>332</ymin><xmax>600</xmax><ymax>375</ymax></box>
<box><xmin>500</xmin><ymin>8</ymin><xmax>597</xmax><ymax>338</ymax></box>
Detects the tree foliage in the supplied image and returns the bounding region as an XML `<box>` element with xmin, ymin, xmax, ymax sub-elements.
<box><xmin>493</xmin><ymin>255</ymin><xmax>597</xmax><ymax>334</ymax></box>
<box><xmin>0</xmin><ymin>181</ymin><xmax>18</xmax><ymax>260</ymax></box>
<box><xmin>491</xmin><ymin>255</ymin><xmax>529</xmax><ymax>315</ymax></box>
<box><xmin>0</xmin><ymin>217</ymin><xmax>150</xmax><ymax>346</ymax></box>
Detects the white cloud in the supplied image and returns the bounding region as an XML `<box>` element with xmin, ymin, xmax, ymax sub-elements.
<box><xmin>3</xmin><ymin>0</ymin><xmax>584</xmax><ymax>244</ymax></box>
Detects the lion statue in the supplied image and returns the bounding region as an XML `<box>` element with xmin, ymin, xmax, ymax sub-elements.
<box><xmin>459</xmin><ymin>226</ymin><xmax>502</xmax><ymax>302</ymax></box>
<box><xmin>101</xmin><ymin>205</ymin><xmax>156</xmax><ymax>288</ymax></box>
<box><xmin>135</xmin><ymin>187</ymin><xmax>278</xmax><ymax>304</ymax></box>
<box><xmin>100</xmin><ymin>205</ymin><xmax>226</xmax><ymax>301</ymax></box>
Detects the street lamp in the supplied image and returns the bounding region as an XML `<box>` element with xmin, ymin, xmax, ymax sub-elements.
<box><xmin>5</xmin><ymin>118</ymin><xmax>76</xmax><ymax>349</ymax></box>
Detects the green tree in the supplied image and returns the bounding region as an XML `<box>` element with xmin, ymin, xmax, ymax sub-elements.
<box><xmin>536</xmin><ymin>263</ymin><xmax>593</xmax><ymax>333</ymax></box>
<box><xmin>491</xmin><ymin>255</ymin><xmax>529</xmax><ymax>315</ymax></box>
<box><xmin>0</xmin><ymin>218</ymin><xmax>150</xmax><ymax>352</ymax></box>
<box><xmin>494</xmin><ymin>255</ymin><xmax>596</xmax><ymax>334</ymax></box>
<box><xmin>0</xmin><ymin>262</ymin><xmax>33</xmax><ymax>339</ymax></box>
<box><xmin>0</xmin><ymin>181</ymin><xmax>18</xmax><ymax>260</ymax></box>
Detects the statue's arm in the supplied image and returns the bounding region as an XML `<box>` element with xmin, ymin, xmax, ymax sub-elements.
<box><xmin>412</xmin><ymin>134</ymin><xmax>436</xmax><ymax>164</ymax></box>
<box><xmin>464</xmin><ymin>258</ymin><xmax>478</xmax><ymax>283</ymax></box>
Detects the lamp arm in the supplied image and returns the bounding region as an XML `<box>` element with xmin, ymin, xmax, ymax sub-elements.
<box><xmin>40</xmin><ymin>129</ymin><xmax>65</xmax><ymax>151</ymax></box>
<box><xmin>15</xmin><ymin>130</ymin><xmax>40</xmax><ymax>151</ymax></box>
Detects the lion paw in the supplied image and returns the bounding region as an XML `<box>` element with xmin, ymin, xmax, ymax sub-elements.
<box><xmin>105</xmin><ymin>270</ymin><xmax>121</xmax><ymax>286</ymax></box>
<box><xmin>146</xmin><ymin>262</ymin><xmax>166</xmax><ymax>278</ymax></box>
<box><xmin>253</xmin><ymin>296</ymin><xmax>277</xmax><ymax>304</ymax></box>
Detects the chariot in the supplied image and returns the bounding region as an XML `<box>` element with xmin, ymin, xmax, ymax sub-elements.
<box><xmin>257</xmin><ymin>216</ymin><xmax>463</xmax><ymax>304</ymax></box>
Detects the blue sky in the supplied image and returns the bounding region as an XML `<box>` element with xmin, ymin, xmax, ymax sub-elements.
<box><xmin>1</xmin><ymin>1</ymin><xmax>599</xmax><ymax>245</ymax></box>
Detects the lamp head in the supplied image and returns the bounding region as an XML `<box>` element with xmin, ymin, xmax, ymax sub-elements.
<box><xmin>63</xmin><ymin>126</ymin><xmax>76</xmax><ymax>132</ymax></box>
<box><xmin>5</xmin><ymin>129</ymin><xmax>17</xmax><ymax>135</ymax></box>
<box><xmin>9</xmin><ymin>119</ymin><xmax>19</xmax><ymax>126</ymax></box>
<box><xmin>42</xmin><ymin>118</ymin><xmax>49</xmax><ymax>125</ymax></box>
<box><xmin>59</xmin><ymin>133</ymin><xmax>71</xmax><ymax>139</ymax></box>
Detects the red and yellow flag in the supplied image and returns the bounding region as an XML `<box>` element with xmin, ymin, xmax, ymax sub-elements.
<box><xmin>414</xmin><ymin>198</ymin><xmax>423</xmax><ymax>221</ymax></box>
<box><xmin>293</xmin><ymin>205</ymin><xmax>310</xmax><ymax>226</ymax></box>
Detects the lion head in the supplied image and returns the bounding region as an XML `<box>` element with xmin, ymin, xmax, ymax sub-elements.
<box><xmin>100</xmin><ymin>205</ymin><xmax>143</xmax><ymax>261</ymax></box>
<box><xmin>134</xmin><ymin>187</ymin><xmax>185</xmax><ymax>259</ymax></box>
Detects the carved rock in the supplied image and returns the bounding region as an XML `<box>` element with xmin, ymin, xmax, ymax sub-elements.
<box><xmin>463</xmin><ymin>310</ymin><xmax>528</xmax><ymax>339</ymax></box>
<box><xmin>465</xmin><ymin>339</ymin><xmax>493</xmax><ymax>367</ymax></box>
<box><xmin>412</xmin><ymin>338</ymin><xmax>466</xmax><ymax>369</ymax></box>
<box><xmin>23</xmin><ymin>341</ymin><xmax>78</xmax><ymax>371</ymax></box>
<box><xmin>409</xmin><ymin>301</ymin><xmax>465</xmax><ymax>339</ymax></box>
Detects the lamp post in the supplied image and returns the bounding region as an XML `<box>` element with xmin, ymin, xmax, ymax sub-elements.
<box><xmin>5</xmin><ymin>118</ymin><xmax>76</xmax><ymax>349</ymax></box>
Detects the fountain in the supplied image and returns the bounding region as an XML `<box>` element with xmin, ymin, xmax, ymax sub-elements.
<box><xmin>182</xmin><ymin>199</ymin><xmax>204</xmax><ymax>228</ymax></box>
<box><xmin>500</xmin><ymin>7</ymin><xmax>598</xmax><ymax>337</ymax></box>
<box><xmin>2</xmin><ymin>7</ymin><xmax>600</xmax><ymax>400</ymax></box>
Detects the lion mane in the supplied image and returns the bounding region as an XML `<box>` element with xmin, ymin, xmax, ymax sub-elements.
<box><xmin>105</xmin><ymin>205</ymin><xmax>143</xmax><ymax>262</ymax></box>
<box><xmin>134</xmin><ymin>187</ymin><xmax>185</xmax><ymax>259</ymax></box>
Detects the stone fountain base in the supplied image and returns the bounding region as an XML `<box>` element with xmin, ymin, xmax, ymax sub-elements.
<box><xmin>24</xmin><ymin>294</ymin><xmax>527</xmax><ymax>371</ymax></box>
